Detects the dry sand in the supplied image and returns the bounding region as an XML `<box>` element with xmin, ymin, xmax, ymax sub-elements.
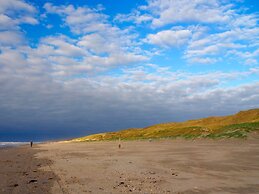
<box><xmin>0</xmin><ymin>145</ymin><xmax>57</xmax><ymax>194</ymax></box>
<box><xmin>36</xmin><ymin>138</ymin><xmax>259</xmax><ymax>194</ymax></box>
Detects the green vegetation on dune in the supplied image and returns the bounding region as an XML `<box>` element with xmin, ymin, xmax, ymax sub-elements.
<box><xmin>72</xmin><ymin>109</ymin><xmax>259</xmax><ymax>142</ymax></box>
<box><xmin>205</xmin><ymin>122</ymin><xmax>259</xmax><ymax>138</ymax></box>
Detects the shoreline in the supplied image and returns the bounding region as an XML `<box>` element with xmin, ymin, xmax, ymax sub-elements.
<box><xmin>2</xmin><ymin>137</ymin><xmax>259</xmax><ymax>193</ymax></box>
<box><xmin>0</xmin><ymin>142</ymin><xmax>30</xmax><ymax>149</ymax></box>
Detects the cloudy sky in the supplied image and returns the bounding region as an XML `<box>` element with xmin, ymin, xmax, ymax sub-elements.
<box><xmin>0</xmin><ymin>0</ymin><xmax>258</xmax><ymax>141</ymax></box>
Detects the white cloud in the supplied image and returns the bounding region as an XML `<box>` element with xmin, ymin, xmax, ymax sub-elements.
<box><xmin>42</xmin><ymin>4</ymin><xmax>149</xmax><ymax>74</ymax></box>
<box><xmin>114</xmin><ymin>10</ymin><xmax>152</xmax><ymax>24</ymax></box>
<box><xmin>230</xmin><ymin>13</ymin><xmax>258</xmax><ymax>28</ymax></box>
<box><xmin>0</xmin><ymin>0</ymin><xmax>36</xmax><ymax>14</ymax></box>
<box><xmin>0</xmin><ymin>0</ymin><xmax>258</xmax><ymax>137</ymax></box>
<box><xmin>1</xmin><ymin>38</ymin><xmax>259</xmax><ymax>134</ymax></box>
<box><xmin>189</xmin><ymin>57</ymin><xmax>218</xmax><ymax>64</ymax></box>
<box><xmin>133</xmin><ymin>0</ymin><xmax>231</xmax><ymax>28</ymax></box>
<box><xmin>0</xmin><ymin>0</ymin><xmax>38</xmax><ymax>27</ymax></box>
<box><xmin>85</xmin><ymin>53</ymin><xmax>148</xmax><ymax>67</ymax></box>
<box><xmin>0</xmin><ymin>31</ymin><xmax>24</xmax><ymax>45</ymax></box>
<box><xmin>245</xmin><ymin>58</ymin><xmax>258</xmax><ymax>65</ymax></box>
<box><xmin>0</xmin><ymin>14</ymin><xmax>16</xmax><ymax>30</ymax></box>
<box><xmin>16</xmin><ymin>31</ymin><xmax>148</xmax><ymax>77</ymax></box>
<box><xmin>186</xmin><ymin>27</ymin><xmax>259</xmax><ymax>64</ymax></box>
<box><xmin>46</xmin><ymin>24</ymin><xmax>53</xmax><ymax>29</ymax></box>
<box><xmin>78</xmin><ymin>33</ymin><xmax>120</xmax><ymax>54</ymax></box>
<box><xmin>249</xmin><ymin>67</ymin><xmax>259</xmax><ymax>74</ymax></box>
<box><xmin>44</xmin><ymin>3</ymin><xmax>108</xmax><ymax>34</ymax></box>
<box><xmin>41</xmin><ymin>36</ymin><xmax>86</xmax><ymax>57</ymax></box>
<box><xmin>16</xmin><ymin>15</ymin><xmax>38</xmax><ymax>25</ymax></box>
<box><xmin>0</xmin><ymin>0</ymin><xmax>38</xmax><ymax>49</ymax></box>
<box><xmin>146</xmin><ymin>29</ymin><xmax>192</xmax><ymax>47</ymax></box>
<box><xmin>187</xmin><ymin>45</ymin><xmax>219</xmax><ymax>56</ymax></box>
<box><xmin>115</xmin><ymin>0</ymin><xmax>259</xmax><ymax>65</ymax></box>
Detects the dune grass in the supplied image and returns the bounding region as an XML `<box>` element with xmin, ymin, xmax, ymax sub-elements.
<box><xmin>72</xmin><ymin>109</ymin><xmax>259</xmax><ymax>142</ymax></box>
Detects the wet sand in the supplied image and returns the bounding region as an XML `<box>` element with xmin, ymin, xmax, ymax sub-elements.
<box><xmin>0</xmin><ymin>145</ymin><xmax>57</xmax><ymax>194</ymax></box>
<box><xmin>37</xmin><ymin>138</ymin><xmax>259</xmax><ymax>194</ymax></box>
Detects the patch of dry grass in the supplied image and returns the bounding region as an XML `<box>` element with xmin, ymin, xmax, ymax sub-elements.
<box><xmin>72</xmin><ymin>109</ymin><xmax>259</xmax><ymax>141</ymax></box>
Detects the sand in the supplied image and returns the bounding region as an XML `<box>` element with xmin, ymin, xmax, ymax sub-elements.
<box><xmin>0</xmin><ymin>145</ymin><xmax>57</xmax><ymax>194</ymax></box>
<box><xmin>35</xmin><ymin>138</ymin><xmax>259</xmax><ymax>194</ymax></box>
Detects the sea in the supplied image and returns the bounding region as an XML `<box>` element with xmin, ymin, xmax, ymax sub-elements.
<box><xmin>0</xmin><ymin>142</ymin><xmax>29</xmax><ymax>148</ymax></box>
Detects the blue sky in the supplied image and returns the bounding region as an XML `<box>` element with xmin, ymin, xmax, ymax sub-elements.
<box><xmin>0</xmin><ymin>0</ymin><xmax>258</xmax><ymax>141</ymax></box>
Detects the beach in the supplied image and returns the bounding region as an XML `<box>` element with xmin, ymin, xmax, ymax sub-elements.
<box><xmin>0</xmin><ymin>145</ymin><xmax>57</xmax><ymax>194</ymax></box>
<box><xmin>33</xmin><ymin>137</ymin><xmax>259</xmax><ymax>194</ymax></box>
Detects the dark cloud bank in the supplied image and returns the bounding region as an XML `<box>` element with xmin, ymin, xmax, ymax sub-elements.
<box><xmin>0</xmin><ymin>0</ymin><xmax>259</xmax><ymax>141</ymax></box>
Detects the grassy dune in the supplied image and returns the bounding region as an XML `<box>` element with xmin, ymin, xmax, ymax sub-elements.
<box><xmin>72</xmin><ymin>109</ymin><xmax>259</xmax><ymax>142</ymax></box>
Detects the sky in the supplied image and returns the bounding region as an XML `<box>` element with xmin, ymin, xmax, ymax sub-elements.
<box><xmin>0</xmin><ymin>0</ymin><xmax>258</xmax><ymax>141</ymax></box>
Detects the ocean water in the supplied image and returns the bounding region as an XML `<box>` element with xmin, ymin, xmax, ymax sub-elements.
<box><xmin>0</xmin><ymin>142</ymin><xmax>29</xmax><ymax>148</ymax></box>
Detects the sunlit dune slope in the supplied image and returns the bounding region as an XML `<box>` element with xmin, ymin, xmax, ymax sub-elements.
<box><xmin>72</xmin><ymin>109</ymin><xmax>259</xmax><ymax>141</ymax></box>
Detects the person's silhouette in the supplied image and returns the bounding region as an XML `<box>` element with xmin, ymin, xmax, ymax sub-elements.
<box><xmin>30</xmin><ymin>141</ymin><xmax>33</xmax><ymax>147</ymax></box>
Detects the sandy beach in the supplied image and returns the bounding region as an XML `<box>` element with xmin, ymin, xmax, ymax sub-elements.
<box><xmin>33</xmin><ymin>137</ymin><xmax>259</xmax><ymax>194</ymax></box>
<box><xmin>0</xmin><ymin>145</ymin><xmax>57</xmax><ymax>194</ymax></box>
